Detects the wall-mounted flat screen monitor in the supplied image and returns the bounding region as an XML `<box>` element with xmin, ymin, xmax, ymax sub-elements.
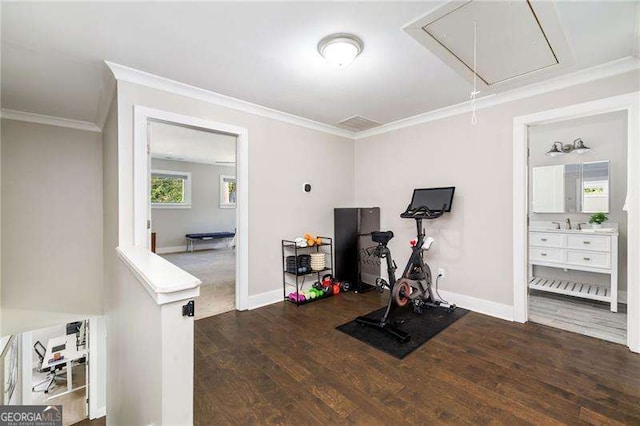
<box><xmin>409</xmin><ymin>187</ymin><xmax>455</xmax><ymax>212</ymax></box>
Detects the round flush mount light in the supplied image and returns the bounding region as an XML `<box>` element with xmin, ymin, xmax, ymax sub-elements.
<box><xmin>317</xmin><ymin>33</ymin><xmax>364</xmax><ymax>67</ymax></box>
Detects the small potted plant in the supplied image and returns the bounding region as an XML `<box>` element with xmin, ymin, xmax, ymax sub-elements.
<box><xmin>589</xmin><ymin>212</ymin><xmax>608</xmax><ymax>229</ymax></box>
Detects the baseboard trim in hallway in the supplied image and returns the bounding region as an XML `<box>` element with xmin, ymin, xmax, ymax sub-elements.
<box><xmin>437</xmin><ymin>289</ymin><xmax>514</xmax><ymax>321</ymax></box>
<box><xmin>245</xmin><ymin>288</ymin><xmax>516</xmax><ymax>320</ymax></box>
<box><xmin>248</xmin><ymin>289</ymin><xmax>282</xmax><ymax>310</ymax></box>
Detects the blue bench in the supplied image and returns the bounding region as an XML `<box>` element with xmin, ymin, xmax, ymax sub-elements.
<box><xmin>185</xmin><ymin>232</ymin><xmax>235</xmax><ymax>253</ymax></box>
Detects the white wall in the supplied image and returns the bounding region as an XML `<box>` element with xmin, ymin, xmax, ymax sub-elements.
<box><xmin>151</xmin><ymin>159</ymin><xmax>236</xmax><ymax>250</ymax></box>
<box><xmin>102</xmin><ymin>95</ymin><xmax>123</xmax><ymax>423</ymax></box>
<box><xmin>1</xmin><ymin>117</ymin><xmax>3</xmax><ymax>335</ymax></box>
<box><xmin>1</xmin><ymin>120</ymin><xmax>104</xmax><ymax>335</ymax></box>
<box><xmin>354</xmin><ymin>71</ymin><xmax>639</xmax><ymax>308</ymax></box>
<box><xmin>116</xmin><ymin>80</ymin><xmax>355</xmax><ymax>296</ymax></box>
<box><xmin>528</xmin><ymin>111</ymin><xmax>628</xmax><ymax>292</ymax></box>
<box><xmin>108</xmin><ymin>258</ymin><xmax>163</xmax><ymax>426</ymax></box>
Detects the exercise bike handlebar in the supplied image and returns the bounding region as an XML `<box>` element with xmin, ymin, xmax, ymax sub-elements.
<box><xmin>400</xmin><ymin>203</ymin><xmax>447</xmax><ymax>220</ymax></box>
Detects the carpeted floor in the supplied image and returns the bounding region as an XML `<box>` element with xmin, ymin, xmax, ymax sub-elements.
<box><xmin>161</xmin><ymin>248</ymin><xmax>236</xmax><ymax>319</ymax></box>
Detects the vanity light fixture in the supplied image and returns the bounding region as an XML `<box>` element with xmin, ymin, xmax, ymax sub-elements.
<box><xmin>545</xmin><ymin>138</ymin><xmax>591</xmax><ymax>157</ymax></box>
<box><xmin>317</xmin><ymin>33</ymin><xmax>363</xmax><ymax>67</ymax></box>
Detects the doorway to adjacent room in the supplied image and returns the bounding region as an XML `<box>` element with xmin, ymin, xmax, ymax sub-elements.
<box><xmin>149</xmin><ymin>121</ymin><xmax>237</xmax><ymax>319</ymax></box>
<box><xmin>512</xmin><ymin>92</ymin><xmax>640</xmax><ymax>352</ymax></box>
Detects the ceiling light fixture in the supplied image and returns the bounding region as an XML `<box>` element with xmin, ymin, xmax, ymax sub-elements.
<box><xmin>317</xmin><ymin>33</ymin><xmax>363</xmax><ymax>67</ymax></box>
<box><xmin>545</xmin><ymin>138</ymin><xmax>591</xmax><ymax>157</ymax></box>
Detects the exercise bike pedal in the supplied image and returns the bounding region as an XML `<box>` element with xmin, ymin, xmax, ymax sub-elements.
<box><xmin>375</xmin><ymin>277</ymin><xmax>388</xmax><ymax>293</ymax></box>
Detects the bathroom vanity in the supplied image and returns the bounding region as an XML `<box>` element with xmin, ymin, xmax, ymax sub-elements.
<box><xmin>528</xmin><ymin>228</ymin><xmax>618</xmax><ymax>312</ymax></box>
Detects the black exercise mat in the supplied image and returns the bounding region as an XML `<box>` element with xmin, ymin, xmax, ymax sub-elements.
<box><xmin>336</xmin><ymin>306</ymin><xmax>469</xmax><ymax>359</ymax></box>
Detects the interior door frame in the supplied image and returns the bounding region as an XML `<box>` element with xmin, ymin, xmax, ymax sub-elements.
<box><xmin>513</xmin><ymin>91</ymin><xmax>640</xmax><ymax>352</ymax></box>
<box><xmin>133</xmin><ymin>105</ymin><xmax>250</xmax><ymax>310</ymax></box>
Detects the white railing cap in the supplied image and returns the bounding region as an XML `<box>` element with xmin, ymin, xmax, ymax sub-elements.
<box><xmin>117</xmin><ymin>245</ymin><xmax>201</xmax><ymax>305</ymax></box>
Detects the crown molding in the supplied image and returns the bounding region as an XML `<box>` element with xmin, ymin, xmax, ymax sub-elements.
<box><xmin>354</xmin><ymin>56</ymin><xmax>640</xmax><ymax>139</ymax></box>
<box><xmin>94</xmin><ymin>65</ymin><xmax>117</xmax><ymax>129</ymax></box>
<box><xmin>104</xmin><ymin>61</ymin><xmax>355</xmax><ymax>139</ymax></box>
<box><xmin>0</xmin><ymin>109</ymin><xmax>101</xmax><ymax>133</ymax></box>
<box><xmin>3</xmin><ymin>56</ymin><xmax>637</xmax><ymax>140</ymax></box>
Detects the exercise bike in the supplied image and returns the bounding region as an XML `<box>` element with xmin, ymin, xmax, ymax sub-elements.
<box><xmin>355</xmin><ymin>187</ymin><xmax>457</xmax><ymax>343</ymax></box>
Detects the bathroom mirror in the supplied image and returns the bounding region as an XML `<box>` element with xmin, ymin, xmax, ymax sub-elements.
<box><xmin>582</xmin><ymin>160</ymin><xmax>610</xmax><ymax>213</ymax></box>
<box><xmin>532</xmin><ymin>164</ymin><xmax>581</xmax><ymax>213</ymax></box>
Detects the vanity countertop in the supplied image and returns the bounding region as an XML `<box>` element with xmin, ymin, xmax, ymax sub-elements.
<box><xmin>529</xmin><ymin>227</ymin><xmax>618</xmax><ymax>235</ymax></box>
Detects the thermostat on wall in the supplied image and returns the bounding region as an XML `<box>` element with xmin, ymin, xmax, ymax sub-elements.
<box><xmin>303</xmin><ymin>183</ymin><xmax>312</xmax><ymax>193</ymax></box>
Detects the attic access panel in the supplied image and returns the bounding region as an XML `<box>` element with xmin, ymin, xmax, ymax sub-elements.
<box><xmin>404</xmin><ymin>0</ymin><xmax>573</xmax><ymax>89</ymax></box>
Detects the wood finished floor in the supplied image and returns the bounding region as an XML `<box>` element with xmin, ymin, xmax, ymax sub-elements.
<box><xmin>71</xmin><ymin>417</ymin><xmax>105</xmax><ymax>426</ymax></box>
<box><xmin>33</xmin><ymin>364</ymin><xmax>87</xmax><ymax>426</ymax></box>
<box><xmin>194</xmin><ymin>290</ymin><xmax>640</xmax><ymax>425</ymax></box>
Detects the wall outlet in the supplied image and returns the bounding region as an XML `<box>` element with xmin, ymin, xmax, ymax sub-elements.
<box><xmin>437</xmin><ymin>268</ymin><xmax>446</xmax><ymax>278</ymax></box>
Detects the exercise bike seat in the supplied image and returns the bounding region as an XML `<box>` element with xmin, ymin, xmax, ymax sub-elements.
<box><xmin>371</xmin><ymin>231</ymin><xmax>394</xmax><ymax>246</ymax></box>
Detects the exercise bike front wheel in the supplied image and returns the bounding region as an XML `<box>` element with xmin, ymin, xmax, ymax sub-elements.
<box><xmin>392</xmin><ymin>279</ymin><xmax>412</xmax><ymax>307</ymax></box>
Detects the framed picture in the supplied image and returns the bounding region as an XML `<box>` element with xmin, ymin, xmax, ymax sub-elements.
<box><xmin>220</xmin><ymin>175</ymin><xmax>237</xmax><ymax>208</ymax></box>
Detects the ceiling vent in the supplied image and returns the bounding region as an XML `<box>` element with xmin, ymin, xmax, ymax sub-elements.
<box><xmin>336</xmin><ymin>115</ymin><xmax>381</xmax><ymax>132</ymax></box>
<box><xmin>403</xmin><ymin>0</ymin><xmax>574</xmax><ymax>91</ymax></box>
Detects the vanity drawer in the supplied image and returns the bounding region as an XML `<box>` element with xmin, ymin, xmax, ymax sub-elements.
<box><xmin>566</xmin><ymin>234</ymin><xmax>610</xmax><ymax>252</ymax></box>
<box><xmin>566</xmin><ymin>250</ymin><xmax>610</xmax><ymax>269</ymax></box>
<box><xmin>529</xmin><ymin>232</ymin><xmax>563</xmax><ymax>248</ymax></box>
<box><xmin>529</xmin><ymin>247</ymin><xmax>563</xmax><ymax>263</ymax></box>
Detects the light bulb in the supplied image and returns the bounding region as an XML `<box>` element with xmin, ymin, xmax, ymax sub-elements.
<box><xmin>323</xmin><ymin>42</ymin><xmax>359</xmax><ymax>67</ymax></box>
<box><xmin>318</xmin><ymin>34</ymin><xmax>363</xmax><ymax>68</ymax></box>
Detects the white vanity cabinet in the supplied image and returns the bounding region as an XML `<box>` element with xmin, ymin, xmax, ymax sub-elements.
<box><xmin>528</xmin><ymin>230</ymin><xmax>618</xmax><ymax>312</ymax></box>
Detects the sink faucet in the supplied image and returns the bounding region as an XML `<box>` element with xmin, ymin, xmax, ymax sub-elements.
<box><xmin>566</xmin><ymin>218</ymin><xmax>572</xmax><ymax>230</ymax></box>
<box><xmin>577</xmin><ymin>223</ymin><xmax>587</xmax><ymax>230</ymax></box>
<box><xmin>551</xmin><ymin>221</ymin><xmax>561</xmax><ymax>229</ymax></box>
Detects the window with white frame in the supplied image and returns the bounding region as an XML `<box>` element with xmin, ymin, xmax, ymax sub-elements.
<box><xmin>219</xmin><ymin>175</ymin><xmax>236</xmax><ymax>208</ymax></box>
<box><xmin>151</xmin><ymin>170</ymin><xmax>192</xmax><ymax>208</ymax></box>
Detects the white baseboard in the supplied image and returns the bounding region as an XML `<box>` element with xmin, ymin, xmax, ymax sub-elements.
<box><xmin>437</xmin><ymin>290</ymin><xmax>514</xmax><ymax>322</ymax></box>
<box><xmin>91</xmin><ymin>406</ymin><xmax>106</xmax><ymax>419</ymax></box>
<box><xmin>155</xmin><ymin>245</ymin><xmax>186</xmax><ymax>254</ymax></box>
<box><xmin>248</xmin><ymin>289</ymin><xmax>283</xmax><ymax>310</ymax></box>
<box><xmin>156</xmin><ymin>241</ymin><xmax>232</xmax><ymax>254</ymax></box>
<box><xmin>619</xmin><ymin>290</ymin><xmax>628</xmax><ymax>304</ymax></box>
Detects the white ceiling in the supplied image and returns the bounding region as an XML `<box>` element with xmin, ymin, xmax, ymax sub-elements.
<box><xmin>150</xmin><ymin>121</ymin><xmax>236</xmax><ymax>165</ymax></box>
<box><xmin>1</xmin><ymin>2</ymin><xmax>638</xmax><ymax>129</ymax></box>
<box><xmin>423</xmin><ymin>1</ymin><xmax>559</xmax><ymax>85</ymax></box>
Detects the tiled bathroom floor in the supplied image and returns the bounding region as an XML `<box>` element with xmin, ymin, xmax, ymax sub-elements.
<box><xmin>528</xmin><ymin>289</ymin><xmax>626</xmax><ymax>344</ymax></box>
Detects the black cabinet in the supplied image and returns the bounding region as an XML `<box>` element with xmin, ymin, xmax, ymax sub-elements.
<box><xmin>334</xmin><ymin>207</ymin><xmax>380</xmax><ymax>293</ymax></box>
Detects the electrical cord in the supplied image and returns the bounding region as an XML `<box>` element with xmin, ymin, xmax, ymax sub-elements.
<box><xmin>434</xmin><ymin>273</ymin><xmax>450</xmax><ymax>305</ymax></box>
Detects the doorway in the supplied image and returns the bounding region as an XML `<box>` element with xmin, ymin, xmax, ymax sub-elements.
<box><xmin>149</xmin><ymin>121</ymin><xmax>238</xmax><ymax>319</ymax></box>
<box><xmin>4</xmin><ymin>319</ymin><xmax>98</xmax><ymax>426</ymax></box>
<box><xmin>133</xmin><ymin>106</ymin><xmax>249</xmax><ymax>312</ymax></box>
<box><xmin>526</xmin><ymin>111</ymin><xmax>627</xmax><ymax>344</ymax></box>
<box><xmin>513</xmin><ymin>92</ymin><xmax>640</xmax><ymax>352</ymax></box>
